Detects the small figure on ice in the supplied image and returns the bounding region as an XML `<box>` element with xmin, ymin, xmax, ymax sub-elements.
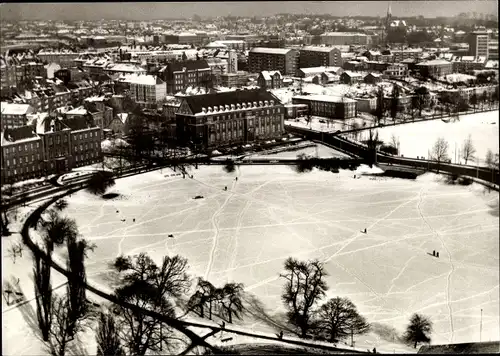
<box><xmin>168</xmin><ymin>234</ymin><xmax>174</xmax><ymax>238</ymax></box>
<box><xmin>224</xmin><ymin>186</ymin><xmax>227</xmax><ymax>191</ymax></box>
<box><xmin>436</xmin><ymin>252</ymin><xmax>439</xmax><ymax>258</ymax></box>
<box><xmin>235</xmin><ymin>177</ymin><xmax>238</xmax><ymax>181</ymax></box>
<box><xmin>133</xmin><ymin>218</ymin><xmax>136</xmax><ymax>222</ymax></box>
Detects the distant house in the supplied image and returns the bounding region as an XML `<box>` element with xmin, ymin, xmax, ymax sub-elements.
<box><xmin>384</xmin><ymin>63</ymin><xmax>408</xmax><ymax>78</ymax></box>
<box><xmin>297</xmin><ymin>66</ymin><xmax>343</xmax><ymax>78</ymax></box>
<box><xmin>364</xmin><ymin>72</ymin><xmax>382</xmax><ymax>84</ymax></box>
<box><xmin>0</xmin><ymin>103</ymin><xmax>34</xmax><ymax>130</ymax></box>
<box><xmin>107</xmin><ymin>113</ymin><xmax>130</xmax><ymax>136</ymax></box>
<box><xmin>416</xmin><ymin>59</ymin><xmax>453</xmax><ymax>78</ymax></box>
<box><xmin>257</xmin><ymin>70</ymin><xmax>283</xmax><ymax>89</ymax></box>
<box><xmin>418</xmin><ymin>341</ymin><xmax>500</xmax><ymax>354</ymax></box>
<box><xmin>343</xmin><ymin>60</ymin><xmax>365</xmax><ymax>71</ymax></box>
<box><xmin>340</xmin><ymin>71</ymin><xmax>364</xmax><ymax>85</ymax></box>
<box><xmin>321</xmin><ymin>71</ymin><xmax>337</xmax><ymax>84</ymax></box>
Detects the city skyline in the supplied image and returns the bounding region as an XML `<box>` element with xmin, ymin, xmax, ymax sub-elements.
<box><xmin>1</xmin><ymin>1</ymin><xmax>498</xmax><ymax>21</ymax></box>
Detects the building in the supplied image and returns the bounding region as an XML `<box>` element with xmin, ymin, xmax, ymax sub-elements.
<box><xmin>248</xmin><ymin>48</ymin><xmax>298</xmax><ymax>76</ymax></box>
<box><xmin>416</xmin><ymin>59</ymin><xmax>453</xmax><ymax>78</ymax></box>
<box><xmin>467</xmin><ymin>31</ymin><xmax>489</xmax><ymax>58</ymax></box>
<box><xmin>1</xmin><ymin>103</ymin><xmax>34</xmax><ymax>130</ymax></box>
<box><xmin>365</xmin><ymin>61</ymin><xmax>390</xmax><ymax>72</ymax></box>
<box><xmin>364</xmin><ymin>73</ymin><xmax>383</xmax><ymax>84</ymax></box>
<box><xmin>175</xmin><ymin>89</ymin><xmax>284</xmax><ymax>149</ymax></box>
<box><xmin>107</xmin><ymin>113</ymin><xmax>130</xmax><ymax>137</ymax></box>
<box><xmin>384</xmin><ymin>63</ymin><xmax>408</xmax><ymax>78</ymax></box>
<box><xmin>1</xmin><ymin>125</ymin><xmax>45</xmax><ymax>183</ymax></box>
<box><xmin>257</xmin><ymin>71</ymin><xmax>283</xmax><ymax>89</ymax></box>
<box><xmin>44</xmin><ymin>63</ymin><xmax>62</xmax><ymax>79</ymax></box>
<box><xmin>320</xmin><ymin>32</ymin><xmax>370</xmax><ymax>46</ymax></box>
<box><xmin>1</xmin><ymin>114</ymin><xmax>103</xmax><ymax>184</ymax></box>
<box><xmin>451</xmin><ymin>56</ymin><xmax>488</xmax><ymax>73</ymax></box>
<box><xmin>37</xmin><ymin>50</ymin><xmax>81</xmax><ymax>68</ymax></box>
<box><xmin>129</xmin><ymin>75</ymin><xmax>167</xmax><ymax>105</ymax></box>
<box><xmin>159</xmin><ymin>60</ymin><xmax>211</xmax><ymax>94</ymax></box>
<box><xmin>391</xmin><ymin>48</ymin><xmax>423</xmax><ymax>62</ymax></box>
<box><xmin>292</xmin><ymin>95</ymin><xmax>357</xmax><ymax>120</ymax></box>
<box><xmin>299</xmin><ymin>46</ymin><xmax>342</xmax><ymax>68</ymax></box>
<box><xmin>320</xmin><ymin>72</ymin><xmax>337</xmax><ymax>84</ymax></box>
<box><xmin>102</xmin><ymin>62</ymin><xmax>147</xmax><ymax>76</ymax></box>
<box><xmin>488</xmin><ymin>38</ymin><xmax>498</xmax><ymax>60</ymax></box>
<box><xmin>297</xmin><ymin>66</ymin><xmax>343</xmax><ymax>78</ymax></box>
<box><xmin>340</xmin><ymin>71</ymin><xmax>364</xmax><ymax>85</ymax></box>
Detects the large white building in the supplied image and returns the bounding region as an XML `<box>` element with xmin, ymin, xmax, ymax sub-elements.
<box><xmin>129</xmin><ymin>75</ymin><xmax>167</xmax><ymax>105</ymax></box>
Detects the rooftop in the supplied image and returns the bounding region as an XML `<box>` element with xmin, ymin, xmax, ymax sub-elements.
<box><xmin>249</xmin><ymin>47</ymin><xmax>295</xmax><ymax>55</ymax></box>
<box><xmin>293</xmin><ymin>94</ymin><xmax>357</xmax><ymax>103</ymax></box>
<box><xmin>301</xmin><ymin>46</ymin><xmax>339</xmax><ymax>53</ymax></box>
<box><xmin>1</xmin><ymin>102</ymin><xmax>33</xmax><ymax>116</ymax></box>
<box><xmin>418</xmin><ymin>341</ymin><xmax>500</xmax><ymax>354</ymax></box>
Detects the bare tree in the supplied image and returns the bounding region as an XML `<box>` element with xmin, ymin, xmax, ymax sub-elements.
<box><xmin>461</xmin><ymin>135</ymin><xmax>476</xmax><ymax>165</ymax></box>
<box><xmin>485</xmin><ymin>149</ymin><xmax>499</xmax><ymax>169</ymax></box>
<box><xmin>86</xmin><ymin>171</ymin><xmax>116</xmax><ymax>197</ymax></box>
<box><xmin>188</xmin><ymin>278</ymin><xmax>216</xmax><ymax>319</ymax></box>
<box><xmin>40</xmin><ymin>210</ymin><xmax>78</xmax><ymax>246</ymax></box>
<box><xmin>112</xmin><ymin>253</ymin><xmax>191</xmax><ymax>355</ymax></box>
<box><xmin>47</xmin><ymin>293</ymin><xmax>93</xmax><ymax>356</ymax></box>
<box><xmin>216</xmin><ymin>283</ymin><xmax>245</xmax><ymax>324</ymax></box>
<box><xmin>430</xmin><ymin>137</ymin><xmax>449</xmax><ymax>173</ymax></box>
<box><xmin>315</xmin><ymin>297</ymin><xmax>370</xmax><ymax>344</ymax></box>
<box><xmin>33</xmin><ymin>245</ymin><xmax>53</xmax><ymax>342</ymax></box>
<box><xmin>66</xmin><ymin>234</ymin><xmax>95</xmax><ymax>338</ymax></box>
<box><xmin>280</xmin><ymin>258</ymin><xmax>328</xmax><ymax>338</ymax></box>
<box><xmin>96</xmin><ymin>309</ymin><xmax>125</xmax><ymax>356</ymax></box>
<box><xmin>390</xmin><ymin>134</ymin><xmax>400</xmax><ymax>155</ymax></box>
<box><xmin>403</xmin><ymin>313</ymin><xmax>433</xmax><ymax>349</ymax></box>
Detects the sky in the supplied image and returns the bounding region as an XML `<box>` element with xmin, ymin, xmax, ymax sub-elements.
<box><xmin>0</xmin><ymin>1</ymin><xmax>498</xmax><ymax>21</ymax></box>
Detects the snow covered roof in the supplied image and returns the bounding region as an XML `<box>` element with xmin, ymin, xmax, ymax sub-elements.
<box><xmin>261</xmin><ymin>71</ymin><xmax>282</xmax><ymax>80</ymax></box>
<box><xmin>300</xmin><ymin>66</ymin><xmax>342</xmax><ymax>75</ymax></box>
<box><xmin>293</xmin><ymin>94</ymin><xmax>356</xmax><ymax>103</ymax></box>
<box><xmin>128</xmin><ymin>75</ymin><xmax>165</xmax><ymax>86</ymax></box>
<box><xmin>117</xmin><ymin>113</ymin><xmax>128</xmax><ymax>124</ymax></box>
<box><xmin>1</xmin><ymin>102</ymin><xmax>32</xmax><ymax>116</ymax></box>
<box><xmin>417</xmin><ymin>59</ymin><xmax>451</xmax><ymax>66</ymax></box>
<box><xmin>66</xmin><ymin>106</ymin><xmax>88</xmax><ymax>116</ymax></box>
<box><xmin>485</xmin><ymin>60</ymin><xmax>499</xmax><ymax>69</ymax></box>
<box><xmin>250</xmin><ymin>47</ymin><xmax>295</xmax><ymax>55</ymax></box>
<box><xmin>301</xmin><ymin>46</ymin><xmax>339</xmax><ymax>53</ymax></box>
<box><xmin>342</xmin><ymin>71</ymin><xmax>364</xmax><ymax>78</ymax></box>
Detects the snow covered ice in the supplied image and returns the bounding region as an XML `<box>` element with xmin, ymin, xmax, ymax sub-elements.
<box><xmin>59</xmin><ymin>164</ymin><xmax>499</xmax><ymax>346</ymax></box>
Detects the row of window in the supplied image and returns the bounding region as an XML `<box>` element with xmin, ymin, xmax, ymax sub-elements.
<box><xmin>4</xmin><ymin>141</ymin><xmax>41</xmax><ymax>155</ymax></box>
<box><xmin>210</xmin><ymin>124</ymin><xmax>282</xmax><ymax>143</ymax></box>
<box><xmin>74</xmin><ymin>142</ymin><xmax>99</xmax><ymax>152</ymax></box>
<box><xmin>5</xmin><ymin>153</ymin><xmax>42</xmax><ymax>166</ymax></box>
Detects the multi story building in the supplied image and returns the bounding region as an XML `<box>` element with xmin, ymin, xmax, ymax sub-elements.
<box><xmin>298</xmin><ymin>46</ymin><xmax>342</xmax><ymax>68</ymax></box>
<box><xmin>319</xmin><ymin>32</ymin><xmax>370</xmax><ymax>46</ymax></box>
<box><xmin>390</xmin><ymin>48</ymin><xmax>423</xmax><ymax>63</ymax></box>
<box><xmin>292</xmin><ymin>95</ymin><xmax>357</xmax><ymax>120</ymax></box>
<box><xmin>488</xmin><ymin>38</ymin><xmax>498</xmax><ymax>60</ymax></box>
<box><xmin>451</xmin><ymin>56</ymin><xmax>488</xmax><ymax>73</ymax></box>
<box><xmin>37</xmin><ymin>50</ymin><xmax>81</xmax><ymax>68</ymax></box>
<box><xmin>175</xmin><ymin>89</ymin><xmax>284</xmax><ymax>149</ymax></box>
<box><xmin>129</xmin><ymin>75</ymin><xmax>167</xmax><ymax>105</ymax></box>
<box><xmin>0</xmin><ymin>103</ymin><xmax>34</xmax><ymax>130</ymax></box>
<box><xmin>1</xmin><ymin>115</ymin><xmax>103</xmax><ymax>184</ymax></box>
<box><xmin>248</xmin><ymin>48</ymin><xmax>298</xmax><ymax>75</ymax></box>
<box><xmin>467</xmin><ymin>31</ymin><xmax>489</xmax><ymax>58</ymax></box>
<box><xmin>159</xmin><ymin>60</ymin><xmax>211</xmax><ymax>94</ymax></box>
<box><xmin>416</xmin><ymin>59</ymin><xmax>453</xmax><ymax>78</ymax></box>
<box><xmin>384</xmin><ymin>63</ymin><xmax>408</xmax><ymax>78</ymax></box>
<box><xmin>257</xmin><ymin>71</ymin><xmax>283</xmax><ymax>89</ymax></box>
<box><xmin>1</xmin><ymin>126</ymin><xmax>45</xmax><ymax>183</ymax></box>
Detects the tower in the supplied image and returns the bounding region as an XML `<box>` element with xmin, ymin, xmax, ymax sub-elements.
<box><xmin>385</xmin><ymin>1</ymin><xmax>392</xmax><ymax>44</ymax></box>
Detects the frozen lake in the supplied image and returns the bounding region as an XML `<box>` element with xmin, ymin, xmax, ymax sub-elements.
<box><xmin>375</xmin><ymin>111</ymin><xmax>499</xmax><ymax>166</ymax></box>
<box><xmin>63</xmin><ymin>165</ymin><xmax>499</xmax><ymax>346</ymax></box>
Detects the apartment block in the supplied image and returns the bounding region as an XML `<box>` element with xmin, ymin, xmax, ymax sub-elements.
<box><xmin>299</xmin><ymin>46</ymin><xmax>342</xmax><ymax>68</ymax></box>
<box><xmin>248</xmin><ymin>48</ymin><xmax>298</xmax><ymax>75</ymax></box>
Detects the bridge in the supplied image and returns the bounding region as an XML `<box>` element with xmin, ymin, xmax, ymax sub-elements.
<box><xmin>285</xmin><ymin>125</ymin><xmax>500</xmax><ymax>186</ymax></box>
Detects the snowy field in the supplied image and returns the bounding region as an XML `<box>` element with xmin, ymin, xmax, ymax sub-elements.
<box><xmin>246</xmin><ymin>142</ymin><xmax>350</xmax><ymax>159</ymax></box>
<box><xmin>59</xmin><ymin>165</ymin><xmax>499</xmax><ymax>348</ymax></box>
<box><xmin>375</xmin><ymin>111</ymin><xmax>499</xmax><ymax>165</ymax></box>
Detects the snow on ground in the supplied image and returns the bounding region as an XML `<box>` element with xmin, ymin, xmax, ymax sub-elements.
<box><xmin>375</xmin><ymin>111</ymin><xmax>499</xmax><ymax>165</ymax></box>
<box><xmin>286</xmin><ymin>115</ymin><xmax>376</xmax><ymax>133</ymax></box>
<box><xmin>60</xmin><ymin>165</ymin><xmax>499</xmax><ymax>349</ymax></box>
<box><xmin>247</xmin><ymin>143</ymin><xmax>350</xmax><ymax>159</ymax></box>
<box><xmin>440</xmin><ymin>74</ymin><xmax>476</xmax><ymax>84</ymax></box>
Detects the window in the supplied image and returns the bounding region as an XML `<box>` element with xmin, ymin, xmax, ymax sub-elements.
<box><xmin>6</xmin><ymin>160</ymin><xmax>9</xmax><ymax>167</ymax></box>
<box><xmin>31</xmin><ymin>143</ymin><xmax>33</xmax><ymax>149</ymax></box>
<box><xmin>37</xmin><ymin>142</ymin><xmax>40</xmax><ymax>148</ymax></box>
<box><xmin>13</xmin><ymin>158</ymin><xmax>16</xmax><ymax>165</ymax></box>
